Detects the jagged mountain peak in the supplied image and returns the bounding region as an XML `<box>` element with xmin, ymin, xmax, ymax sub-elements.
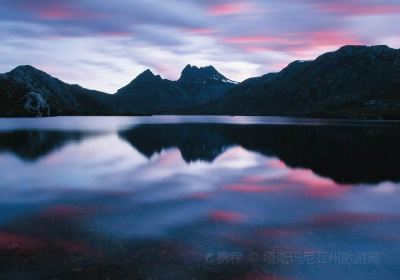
<box><xmin>115</xmin><ymin>69</ymin><xmax>164</xmax><ymax>95</ymax></box>
<box><xmin>181</xmin><ymin>64</ymin><xmax>217</xmax><ymax>73</ymax></box>
<box><xmin>180</xmin><ymin>64</ymin><xmax>220</xmax><ymax>78</ymax></box>
<box><xmin>178</xmin><ymin>64</ymin><xmax>236</xmax><ymax>84</ymax></box>
<box><xmin>135</xmin><ymin>69</ymin><xmax>162</xmax><ymax>81</ymax></box>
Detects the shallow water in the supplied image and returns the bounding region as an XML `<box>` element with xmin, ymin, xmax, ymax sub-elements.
<box><xmin>0</xmin><ymin>116</ymin><xmax>400</xmax><ymax>280</ymax></box>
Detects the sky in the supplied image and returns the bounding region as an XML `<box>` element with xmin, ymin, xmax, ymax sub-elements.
<box><xmin>1</xmin><ymin>0</ymin><xmax>400</xmax><ymax>93</ymax></box>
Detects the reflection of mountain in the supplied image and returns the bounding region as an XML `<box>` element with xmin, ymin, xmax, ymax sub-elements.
<box><xmin>119</xmin><ymin>124</ymin><xmax>233</xmax><ymax>162</ymax></box>
<box><xmin>0</xmin><ymin>130</ymin><xmax>88</xmax><ymax>161</ymax></box>
<box><xmin>119</xmin><ymin>123</ymin><xmax>400</xmax><ymax>184</ymax></box>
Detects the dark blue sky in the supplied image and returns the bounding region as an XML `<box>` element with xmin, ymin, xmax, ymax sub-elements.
<box><xmin>1</xmin><ymin>0</ymin><xmax>399</xmax><ymax>92</ymax></box>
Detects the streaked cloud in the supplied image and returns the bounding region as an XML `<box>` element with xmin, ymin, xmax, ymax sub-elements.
<box><xmin>208</xmin><ymin>2</ymin><xmax>252</xmax><ymax>16</ymax></box>
<box><xmin>0</xmin><ymin>0</ymin><xmax>399</xmax><ymax>92</ymax></box>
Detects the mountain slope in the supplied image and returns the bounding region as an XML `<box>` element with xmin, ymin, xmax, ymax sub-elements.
<box><xmin>114</xmin><ymin>69</ymin><xmax>189</xmax><ymax>114</ymax></box>
<box><xmin>114</xmin><ymin>65</ymin><xmax>237</xmax><ymax>114</ymax></box>
<box><xmin>0</xmin><ymin>65</ymin><xmax>113</xmax><ymax>116</ymax></box>
<box><xmin>215</xmin><ymin>45</ymin><xmax>400</xmax><ymax>118</ymax></box>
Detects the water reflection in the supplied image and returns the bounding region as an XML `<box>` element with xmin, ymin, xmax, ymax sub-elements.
<box><xmin>0</xmin><ymin>117</ymin><xmax>400</xmax><ymax>279</ymax></box>
<box><xmin>2</xmin><ymin>123</ymin><xmax>400</xmax><ymax>184</ymax></box>
<box><xmin>0</xmin><ymin>130</ymin><xmax>90</xmax><ymax>161</ymax></box>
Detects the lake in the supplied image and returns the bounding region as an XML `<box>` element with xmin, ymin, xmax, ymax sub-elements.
<box><xmin>0</xmin><ymin>116</ymin><xmax>400</xmax><ymax>280</ymax></box>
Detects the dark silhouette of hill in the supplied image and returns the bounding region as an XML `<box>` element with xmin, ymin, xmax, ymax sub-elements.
<box><xmin>215</xmin><ymin>45</ymin><xmax>400</xmax><ymax>119</ymax></box>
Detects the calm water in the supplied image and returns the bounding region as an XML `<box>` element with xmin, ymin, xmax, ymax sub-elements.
<box><xmin>1</xmin><ymin>116</ymin><xmax>400</xmax><ymax>280</ymax></box>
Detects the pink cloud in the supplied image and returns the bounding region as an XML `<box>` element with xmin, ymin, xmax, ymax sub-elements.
<box><xmin>186</xmin><ymin>28</ymin><xmax>217</xmax><ymax>35</ymax></box>
<box><xmin>307</xmin><ymin>30</ymin><xmax>362</xmax><ymax>47</ymax></box>
<box><xmin>100</xmin><ymin>31</ymin><xmax>132</xmax><ymax>37</ymax></box>
<box><xmin>278</xmin><ymin>30</ymin><xmax>363</xmax><ymax>57</ymax></box>
<box><xmin>21</xmin><ymin>2</ymin><xmax>102</xmax><ymax>21</ymax></box>
<box><xmin>268</xmin><ymin>62</ymin><xmax>291</xmax><ymax>71</ymax></box>
<box><xmin>319</xmin><ymin>3</ymin><xmax>400</xmax><ymax>16</ymax></box>
<box><xmin>37</xmin><ymin>6</ymin><xmax>77</xmax><ymax>20</ymax></box>
<box><xmin>242</xmin><ymin>45</ymin><xmax>273</xmax><ymax>53</ymax></box>
<box><xmin>208</xmin><ymin>3</ymin><xmax>251</xmax><ymax>16</ymax></box>
<box><xmin>223</xmin><ymin>35</ymin><xmax>281</xmax><ymax>44</ymax></box>
<box><xmin>223</xmin><ymin>30</ymin><xmax>362</xmax><ymax>58</ymax></box>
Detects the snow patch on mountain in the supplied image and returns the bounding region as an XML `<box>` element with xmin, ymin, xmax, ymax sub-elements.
<box><xmin>222</xmin><ymin>78</ymin><xmax>239</xmax><ymax>84</ymax></box>
<box><xmin>23</xmin><ymin>92</ymin><xmax>50</xmax><ymax>117</ymax></box>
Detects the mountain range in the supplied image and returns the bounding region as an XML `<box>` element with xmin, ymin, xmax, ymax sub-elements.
<box><xmin>1</xmin><ymin>45</ymin><xmax>400</xmax><ymax>119</ymax></box>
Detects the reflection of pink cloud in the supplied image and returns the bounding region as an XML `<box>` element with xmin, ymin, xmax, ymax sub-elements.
<box><xmin>286</xmin><ymin>169</ymin><xmax>349</xmax><ymax>199</ymax></box>
<box><xmin>154</xmin><ymin>150</ymin><xmax>182</xmax><ymax>166</ymax></box>
<box><xmin>305</xmin><ymin>186</ymin><xmax>347</xmax><ymax>199</ymax></box>
<box><xmin>261</xmin><ymin>228</ymin><xmax>303</xmax><ymax>238</ymax></box>
<box><xmin>208</xmin><ymin>3</ymin><xmax>251</xmax><ymax>16</ymax></box>
<box><xmin>241</xmin><ymin>272</ymin><xmax>290</xmax><ymax>280</ymax></box>
<box><xmin>311</xmin><ymin>212</ymin><xmax>391</xmax><ymax>228</ymax></box>
<box><xmin>0</xmin><ymin>230</ymin><xmax>98</xmax><ymax>256</ymax></box>
<box><xmin>41</xmin><ymin>205</ymin><xmax>96</xmax><ymax>218</ymax></box>
<box><xmin>0</xmin><ymin>231</ymin><xmax>44</xmax><ymax>252</ymax></box>
<box><xmin>56</xmin><ymin>240</ymin><xmax>98</xmax><ymax>255</ymax></box>
<box><xmin>267</xmin><ymin>159</ymin><xmax>287</xmax><ymax>169</ymax></box>
<box><xmin>320</xmin><ymin>3</ymin><xmax>400</xmax><ymax>16</ymax></box>
<box><xmin>187</xmin><ymin>192</ymin><xmax>212</xmax><ymax>200</ymax></box>
<box><xmin>225</xmin><ymin>184</ymin><xmax>275</xmax><ymax>193</ymax></box>
<box><xmin>243</xmin><ymin>175</ymin><xmax>265</xmax><ymax>183</ymax></box>
<box><xmin>209</xmin><ymin>210</ymin><xmax>245</xmax><ymax>223</ymax></box>
<box><xmin>287</xmin><ymin>169</ymin><xmax>336</xmax><ymax>188</ymax></box>
<box><xmin>223</xmin><ymin>232</ymin><xmax>259</xmax><ymax>247</ymax></box>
